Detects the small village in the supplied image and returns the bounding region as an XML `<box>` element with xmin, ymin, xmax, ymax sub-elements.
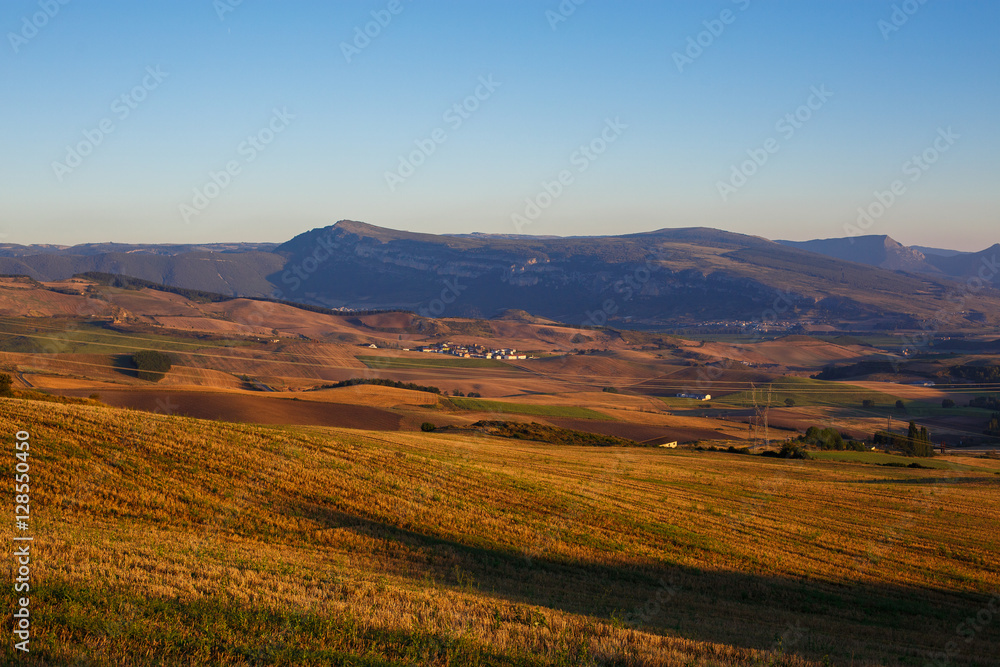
<box><xmin>413</xmin><ymin>342</ymin><xmax>527</xmax><ymax>360</ymax></box>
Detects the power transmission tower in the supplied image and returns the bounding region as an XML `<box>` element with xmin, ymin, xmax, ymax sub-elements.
<box><xmin>764</xmin><ymin>384</ymin><xmax>772</xmax><ymax>447</ymax></box>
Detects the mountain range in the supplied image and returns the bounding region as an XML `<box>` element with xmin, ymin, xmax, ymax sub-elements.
<box><xmin>2</xmin><ymin>222</ymin><xmax>997</xmax><ymax>328</ymax></box>
<box><xmin>776</xmin><ymin>235</ymin><xmax>1000</xmax><ymax>279</ymax></box>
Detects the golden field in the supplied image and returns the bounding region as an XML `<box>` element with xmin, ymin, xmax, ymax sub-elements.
<box><xmin>2</xmin><ymin>397</ymin><xmax>999</xmax><ymax>666</ymax></box>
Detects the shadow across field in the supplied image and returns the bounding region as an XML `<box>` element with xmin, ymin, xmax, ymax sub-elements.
<box><xmin>55</xmin><ymin>388</ymin><xmax>403</xmax><ymax>430</ymax></box>
<box><xmin>292</xmin><ymin>501</ymin><xmax>1000</xmax><ymax>666</ymax></box>
<box><xmin>849</xmin><ymin>476</ymin><xmax>1000</xmax><ymax>486</ymax></box>
<box><xmin>110</xmin><ymin>353</ymin><xmax>140</xmax><ymax>379</ymax></box>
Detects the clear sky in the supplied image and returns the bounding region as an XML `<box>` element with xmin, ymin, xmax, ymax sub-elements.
<box><xmin>1</xmin><ymin>0</ymin><xmax>997</xmax><ymax>249</ymax></box>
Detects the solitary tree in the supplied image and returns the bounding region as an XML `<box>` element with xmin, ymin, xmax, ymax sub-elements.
<box><xmin>0</xmin><ymin>373</ymin><xmax>13</xmax><ymax>397</ymax></box>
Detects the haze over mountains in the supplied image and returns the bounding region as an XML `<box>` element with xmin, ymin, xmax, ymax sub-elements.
<box><xmin>2</xmin><ymin>222</ymin><xmax>997</xmax><ymax>328</ymax></box>
<box><xmin>776</xmin><ymin>235</ymin><xmax>1000</xmax><ymax>278</ymax></box>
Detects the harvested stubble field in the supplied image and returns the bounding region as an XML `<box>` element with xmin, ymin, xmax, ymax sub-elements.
<box><xmin>1</xmin><ymin>397</ymin><xmax>998</xmax><ymax>666</ymax></box>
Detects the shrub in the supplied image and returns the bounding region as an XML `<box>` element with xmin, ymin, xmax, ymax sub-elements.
<box><xmin>319</xmin><ymin>378</ymin><xmax>441</xmax><ymax>394</ymax></box>
<box><xmin>468</xmin><ymin>420</ymin><xmax>637</xmax><ymax>447</ymax></box>
<box><xmin>800</xmin><ymin>426</ymin><xmax>845</xmax><ymax>450</ymax></box>
<box><xmin>602</xmin><ymin>387</ymin><xmax>619</xmax><ymax>394</ymax></box>
<box><xmin>969</xmin><ymin>396</ymin><xmax>1000</xmax><ymax>410</ymax></box>
<box><xmin>420</xmin><ymin>422</ymin><xmax>436</xmax><ymax>432</ymax></box>
<box><xmin>132</xmin><ymin>350</ymin><xmax>172</xmax><ymax>382</ymax></box>
<box><xmin>784</xmin><ymin>398</ymin><xmax>796</xmax><ymax>407</ymax></box>
<box><xmin>986</xmin><ymin>413</ymin><xmax>1000</xmax><ymax>437</ymax></box>
<box><xmin>779</xmin><ymin>442</ymin><xmax>810</xmax><ymax>459</ymax></box>
<box><xmin>862</xmin><ymin>399</ymin><xmax>875</xmax><ymax>408</ymax></box>
<box><xmin>942</xmin><ymin>398</ymin><xmax>955</xmax><ymax>409</ymax></box>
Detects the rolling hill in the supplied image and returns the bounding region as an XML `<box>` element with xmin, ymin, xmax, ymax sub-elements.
<box><xmin>2</xmin><ymin>396</ymin><xmax>998</xmax><ymax>665</ymax></box>
<box><xmin>778</xmin><ymin>235</ymin><xmax>1000</xmax><ymax>282</ymax></box>
<box><xmin>3</xmin><ymin>221</ymin><xmax>999</xmax><ymax>328</ymax></box>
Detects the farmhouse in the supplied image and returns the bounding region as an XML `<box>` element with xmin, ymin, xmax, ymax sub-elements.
<box><xmin>676</xmin><ymin>393</ymin><xmax>711</xmax><ymax>401</ymax></box>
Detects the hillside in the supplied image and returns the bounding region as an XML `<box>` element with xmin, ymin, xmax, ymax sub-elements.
<box><xmin>777</xmin><ymin>235</ymin><xmax>940</xmax><ymax>274</ymax></box>
<box><xmin>2</xmin><ymin>221</ymin><xmax>999</xmax><ymax>328</ymax></box>
<box><xmin>2</xmin><ymin>397</ymin><xmax>998</xmax><ymax>665</ymax></box>
<box><xmin>779</xmin><ymin>236</ymin><xmax>1000</xmax><ymax>283</ymax></box>
<box><xmin>271</xmin><ymin>222</ymin><xmax>1000</xmax><ymax>327</ymax></box>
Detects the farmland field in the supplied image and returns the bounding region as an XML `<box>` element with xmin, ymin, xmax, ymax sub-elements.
<box><xmin>713</xmin><ymin>376</ymin><xmax>905</xmax><ymax>408</ymax></box>
<box><xmin>446</xmin><ymin>397</ymin><xmax>616</xmax><ymax>421</ymax></box>
<box><xmin>808</xmin><ymin>450</ymin><xmax>985</xmax><ymax>470</ymax></box>
<box><xmin>2</xmin><ymin>396</ymin><xmax>998</xmax><ymax>666</ymax></box>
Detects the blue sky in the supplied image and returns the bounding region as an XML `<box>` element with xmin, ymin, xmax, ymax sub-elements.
<box><xmin>1</xmin><ymin>0</ymin><xmax>997</xmax><ymax>249</ymax></box>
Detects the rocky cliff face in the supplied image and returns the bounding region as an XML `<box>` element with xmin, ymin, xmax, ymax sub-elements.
<box><xmin>269</xmin><ymin>221</ymin><xmax>940</xmax><ymax>326</ymax></box>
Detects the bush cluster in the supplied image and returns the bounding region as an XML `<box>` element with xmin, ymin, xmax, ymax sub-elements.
<box><xmin>133</xmin><ymin>350</ymin><xmax>172</xmax><ymax>382</ymax></box>
<box><xmin>319</xmin><ymin>378</ymin><xmax>441</xmax><ymax>394</ymax></box>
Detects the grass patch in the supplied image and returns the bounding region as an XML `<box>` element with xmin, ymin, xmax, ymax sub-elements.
<box><xmin>809</xmin><ymin>450</ymin><xmax>980</xmax><ymax>471</ymax></box>
<box><xmin>357</xmin><ymin>355</ymin><xmax>514</xmax><ymax>370</ymax></box>
<box><xmin>446</xmin><ymin>397</ymin><xmax>614</xmax><ymax>420</ymax></box>
<box><xmin>713</xmin><ymin>376</ymin><xmax>903</xmax><ymax>409</ymax></box>
<box><xmin>0</xmin><ymin>317</ymin><xmax>249</xmax><ymax>355</ymax></box>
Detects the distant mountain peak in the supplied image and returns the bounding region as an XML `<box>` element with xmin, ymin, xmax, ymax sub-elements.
<box><xmin>777</xmin><ymin>235</ymin><xmax>934</xmax><ymax>273</ymax></box>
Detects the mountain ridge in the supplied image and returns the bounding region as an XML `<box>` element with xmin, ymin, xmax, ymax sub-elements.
<box><xmin>3</xmin><ymin>221</ymin><xmax>998</xmax><ymax>328</ymax></box>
